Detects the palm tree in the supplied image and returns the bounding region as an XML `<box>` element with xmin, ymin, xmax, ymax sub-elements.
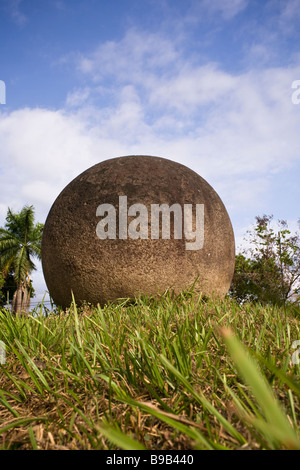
<box><xmin>0</xmin><ymin>205</ymin><xmax>43</xmax><ymax>314</ymax></box>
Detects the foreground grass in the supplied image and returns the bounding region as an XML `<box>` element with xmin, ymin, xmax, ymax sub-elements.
<box><xmin>0</xmin><ymin>291</ymin><xmax>299</xmax><ymax>450</ymax></box>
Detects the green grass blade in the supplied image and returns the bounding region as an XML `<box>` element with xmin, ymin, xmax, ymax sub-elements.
<box><xmin>0</xmin><ymin>391</ymin><xmax>20</xmax><ymax>417</ymax></box>
<box><xmin>13</xmin><ymin>340</ymin><xmax>51</xmax><ymax>392</ymax></box>
<box><xmin>97</xmin><ymin>423</ymin><xmax>146</xmax><ymax>450</ymax></box>
<box><xmin>71</xmin><ymin>292</ymin><xmax>82</xmax><ymax>348</ymax></box>
<box><xmin>252</xmin><ymin>350</ymin><xmax>300</xmax><ymax>397</ymax></box>
<box><xmin>159</xmin><ymin>354</ymin><xmax>246</xmax><ymax>445</ymax></box>
<box><xmin>118</xmin><ymin>396</ymin><xmax>215</xmax><ymax>450</ymax></box>
<box><xmin>221</xmin><ymin>327</ymin><xmax>300</xmax><ymax>450</ymax></box>
<box><xmin>0</xmin><ymin>417</ymin><xmax>48</xmax><ymax>434</ymax></box>
<box><xmin>28</xmin><ymin>426</ymin><xmax>38</xmax><ymax>450</ymax></box>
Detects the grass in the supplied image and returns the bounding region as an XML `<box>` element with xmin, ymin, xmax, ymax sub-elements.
<box><xmin>0</xmin><ymin>290</ymin><xmax>299</xmax><ymax>450</ymax></box>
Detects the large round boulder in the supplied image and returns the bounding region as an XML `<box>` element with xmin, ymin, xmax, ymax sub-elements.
<box><xmin>41</xmin><ymin>155</ymin><xmax>235</xmax><ymax>308</ymax></box>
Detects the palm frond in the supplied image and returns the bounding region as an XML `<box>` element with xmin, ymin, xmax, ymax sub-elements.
<box><xmin>27</xmin><ymin>244</ymin><xmax>41</xmax><ymax>261</ymax></box>
<box><xmin>0</xmin><ymin>234</ymin><xmax>21</xmax><ymax>272</ymax></box>
<box><xmin>0</xmin><ymin>205</ymin><xmax>43</xmax><ymax>284</ymax></box>
<box><xmin>13</xmin><ymin>246</ymin><xmax>29</xmax><ymax>283</ymax></box>
<box><xmin>4</xmin><ymin>205</ymin><xmax>35</xmax><ymax>241</ymax></box>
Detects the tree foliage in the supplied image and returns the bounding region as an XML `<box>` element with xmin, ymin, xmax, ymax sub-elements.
<box><xmin>0</xmin><ymin>205</ymin><xmax>43</xmax><ymax>314</ymax></box>
<box><xmin>230</xmin><ymin>215</ymin><xmax>300</xmax><ymax>305</ymax></box>
<box><xmin>0</xmin><ymin>269</ymin><xmax>35</xmax><ymax>308</ymax></box>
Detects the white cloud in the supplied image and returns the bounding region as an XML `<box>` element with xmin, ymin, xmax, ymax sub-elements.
<box><xmin>200</xmin><ymin>0</ymin><xmax>249</xmax><ymax>20</ymax></box>
<box><xmin>5</xmin><ymin>0</ymin><xmax>27</xmax><ymax>25</ymax></box>
<box><xmin>0</xmin><ymin>107</ymin><xmax>99</xmax><ymax>222</ymax></box>
<box><xmin>76</xmin><ymin>29</ymin><xmax>181</xmax><ymax>84</ymax></box>
<box><xmin>65</xmin><ymin>87</ymin><xmax>91</xmax><ymax>108</ymax></box>
<box><xmin>279</xmin><ymin>0</ymin><xmax>300</xmax><ymax>33</ymax></box>
<box><xmin>149</xmin><ymin>64</ymin><xmax>237</xmax><ymax>112</ymax></box>
<box><xmin>1</xmin><ymin>35</ymin><xmax>300</xmax><ymax>224</ymax></box>
<box><xmin>1</xmin><ymin>27</ymin><xmax>300</xmax><ymax>299</ymax></box>
<box><xmin>54</xmin><ymin>1</ymin><xmax>67</xmax><ymax>11</ymax></box>
<box><xmin>21</xmin><ymin>180</ymin><xmax>60</xmax><ymax>207</ymax></box>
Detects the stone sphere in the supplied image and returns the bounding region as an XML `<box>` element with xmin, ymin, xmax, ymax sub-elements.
<box><xmin>41</xmin><ymin>155</ymin><xmax>235</xmax><ymax>308</ymax></box>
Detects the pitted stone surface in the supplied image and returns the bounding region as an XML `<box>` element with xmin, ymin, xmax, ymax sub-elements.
<box><xmin>41</xmin><ymin>155</ymin><xmax>235</xmax><ymax>308</ymax></box>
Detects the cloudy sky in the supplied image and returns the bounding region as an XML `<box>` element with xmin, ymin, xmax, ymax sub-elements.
<box><xmin>1</xmin><ymin>0</ymin><xmax>300</xmax><ymax>304</ymax></box>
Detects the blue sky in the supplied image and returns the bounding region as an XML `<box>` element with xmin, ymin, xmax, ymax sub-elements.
<box><xmin>1</xmin><ymin>0</ymin><xmax>300</xmax><ymax>303</ymax></box>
